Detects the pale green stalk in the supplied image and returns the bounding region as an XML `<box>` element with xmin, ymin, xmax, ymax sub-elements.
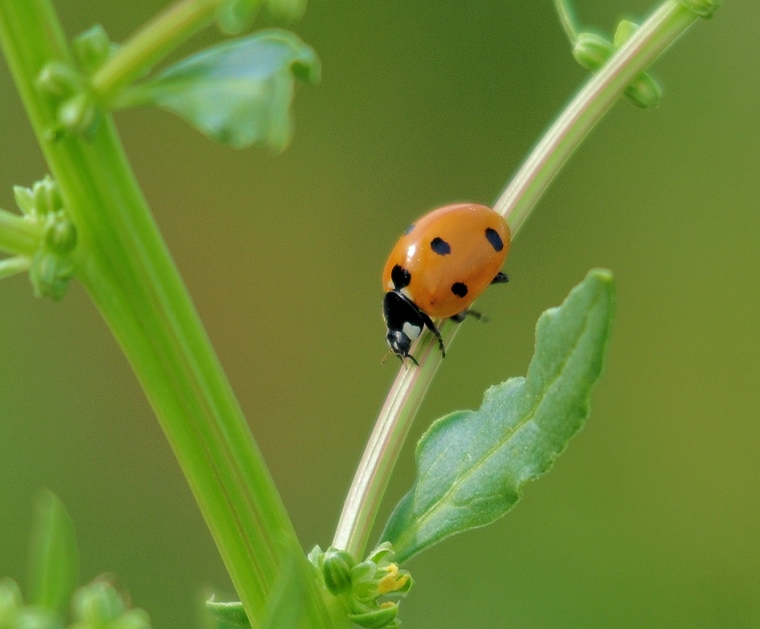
<box><xmin>0</xmin><ymin>208</ymin><xmax>42</xmax><ymax>256</ymax></box>
<box><xmin>0</xmin><ymin>256</ymin><xmax>31</xmax><ymax>279</ymax></box>
<box><xmin>554</xmin><ymin>0</ymin><xmax>580</xmax><ymax>43</ymax></box>
<box><xmin>91</xmin><ymin>0</ymin><xmax>225</xmax><ymax>105</ymax></box>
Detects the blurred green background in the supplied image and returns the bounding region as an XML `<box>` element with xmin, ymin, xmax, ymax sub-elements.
<box><xmin>1</xmin><ymin>1</ymin><xmax>758</xmax><ymax>627</ymax></box>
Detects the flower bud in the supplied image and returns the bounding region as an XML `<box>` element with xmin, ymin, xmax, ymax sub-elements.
<box><xmin>572</xmin><ymin>32</ymin><xmax>614</xmax><ymax>72</ymax></box>
<box><xmin>58</xmin><ymin>93</ymin><xmax>98</xmax><ymax>135</ymax></box>
<box><xmin>73</xmin><ymin>582</ymin><xmax>126</xmax><ymax>625</ymax></box>
<box><xmin>678</xmin><ymin>0</ymin><xmax>719</xmax><ymax>18</ymax></box>
<box><xmin>44</xmin><ymin>213</ymin><xmax>77</xmax><ymax>255</ymax></box>
<box><xmin>613</xmin><ymin>20</ymin><xmax>638</xmax><ymax>47</ymax></box>
<box><xmin>32</xmin><ymin>176</ymin><xmax>63</xmax><ymax>216</ymax></box>
<box><xmin>37</xmin><ymin>62</ymin><xmax>81</xmax><ymax>97</ymax></box>
<box><xmin>322</xmin><ymin>548</ymin><xmax>355</xmax><ymax>595</ymax></box>
<box><xmin>376</xmin><ymin>564</ymin><xmax>411</xmax><ymax>595</ymax></box>
<box><xmin>364</xmin><ymin>542</ymin><xmax>393</xmax><ymax>565</ymax></box>
<box><xmin>350</xmin><ymin>561</ymin><xmax>377</xmax><ymax>585</ymax></box>
<box><xmin>108</xmin><ymin>609</ymin><xmax>151</xmax><ymax>629</ymax></box>
<box><xmin>73</xmin><ymin>25</ymin><xmax>113</xmax><ymax>74</ymax></box>
<box><xmin>349</xmin><ymin>602</ymin><xmax>399</xmax><ymax>629</ymax></box>
<box><xmin>625</xmin><ymin>72</ymin><xmax>662</xmax><ymax>108</ymax></box>
<box><xmin>216</xmin><ymin>0</ymin><xmax>259</xmax><ymax>36</ymax></box>
<box><xmin>13</xmin><ymin>185</ymin><xmax>35</xmax><ymax>216</ymax></box>
<box><xmin>13</xmin><ymin>607</ymin><xmax>62</xmax><ymax>629</ymax></box>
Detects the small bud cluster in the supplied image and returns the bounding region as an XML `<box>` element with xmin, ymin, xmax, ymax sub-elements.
<box><xmin>572</xmin><ymin>21</ymin><xmax>662</xmax><ymax>109</ymax></box>
<box><xmin>70</xmin><ymin>580</ymin><xmax>150</xmax><ymax>629</ymax></box>
<box><xmin>309</xmin><ymin>543</ymin><xmax>412</xmax><ymax>629</ymax></box>
<box><xmin>13</xmin><ymin>176</ymin><xmax>77</xmax><ymax>300</ymax></box>
<box><xmin>678</xmin><ymin>0</ymin><xmax>719</xmax><ymax>18</ymax></box>
<box><xmin>37</xmin><ymin>25</ymin><xmax>116</xmax><ymax>137</ymax></box>
<box><xmin>0</xmin><ymin>578</ymin><xmax>149</xmax><ymax>629</ymax></box>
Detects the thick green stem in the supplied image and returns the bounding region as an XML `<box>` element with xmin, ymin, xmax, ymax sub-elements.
<box><xmin>333</xmin><ymin>0</ymin><xmax>702</xmax><ymax>559</ymax></box>
<box><xmin>0</xmin><ymin>1</ymin><xmax>332</xmax><ymax>626</ymax></box>
<box><xmin>0</xmin><ymin>208</ymin><xmax>42</xmax><ymax>256</ymax></box>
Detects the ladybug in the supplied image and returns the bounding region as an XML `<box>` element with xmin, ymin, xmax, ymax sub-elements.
<box><xmin>382</xmin><ymin>203</ymin><xmax>511</xmax><ymax>364</ymax></box>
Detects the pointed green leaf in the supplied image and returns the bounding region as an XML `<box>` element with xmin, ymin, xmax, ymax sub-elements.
<box><xmin>121</xmin><ymin>30</ymin><xmax>319</xmax><ymax>151</ymax></box>
<box><xmin>381</xmin><ymin>269</ymin><xmax>616</xmax><ymax>563</ymax></box>
<box><xmin>27</xmin><ymin>490</ymin><xmax>79</xmax><ymax>612</ymax></box>
<box><xmin>206</xmin><ymin>600</ymin><xmax>250</xmax><ymax>627</ymax></box>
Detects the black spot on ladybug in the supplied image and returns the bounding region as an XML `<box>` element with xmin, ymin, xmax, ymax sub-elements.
<box><xmin>485</xmin><ymin>227</ymin><xmax>504</xmax><ymax>252</ymax></box>
<box><xmin>451</xmin><ymin>282</ymin><xmax>468</xmax><ymax>298</ymax></box>
<box><xmin>404</xmin><ymin>223</ymin><xmax>415</xmax><ymax>235</ymax></box>
<box><xmin>430</xmin><ymin>237</ymin><xmax>451</xmax><ymax>256</ymax></box>
<box><xmin>391</xmin><ymin>264</ymin><xmax>412</xmax><ymax>289</ymax></box>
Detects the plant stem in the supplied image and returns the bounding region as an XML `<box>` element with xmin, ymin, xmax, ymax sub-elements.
<box><xmin>497</xmin><ymin>1</ymin><xmax>697</xmax><ymax>233</ymax></box>
<box><xmin>0</xmin><ymin>1</ymin><xmax>333</xmax><ymax>627</ymax></box>
<box><xmin>554</xmin><ymin>0</ymin><xmax>579</xmax><ymax>43</ymax></box>
<box><xmin>333</xmin><ymin>0</ymin><xmax>701</xmax><ymax>559</ymax></box>
<box><xmin>0</xmin><ymin>256</ymin><xmax>31</xmax><ymax>279</ymax></box>
<box><xmin>90</xmin><ymin>0</ymin><xmax>224</xmax><ymax>105</ymax></box>
<box><xmin>0</xmin><ymin>208</ymin><xmax>42</xmax><ymax>257</ymax></box>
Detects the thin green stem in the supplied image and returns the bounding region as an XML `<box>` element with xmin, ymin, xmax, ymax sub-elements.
<box><xmin>0</xmin><ymin>208</ymin><xmax>43</xmax><ymax>257</ymax></box>
<box><xmin>554</xmin><ymin>0</ymin><xmax>579</xmax><ymax>43</ymax></box>
<box><xmin>0</xmin><ymin>256</ymin><xmax>31</xmax><ymax>279</ymax></box>
<box><xmin>333</xmin><ymin>0</ymin><xmax>701</xmax><ymax>559</ymax></box>
<box><xmin>0</xmin><ymin>1</ymin><xmax>333</xmax><ymax>626</ymax></box>
<box><xmin>497</xmin><ymin>1</ymin><xmax>697</xmax><ymax>233</ymax></box>
<box><xmin>90</xmin><ymin>0</ymin><xmax>224</xmax><ymax>105</ymax></box>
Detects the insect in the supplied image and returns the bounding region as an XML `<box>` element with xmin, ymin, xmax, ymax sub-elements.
<box><xmin>382</xmin><ymin>203</ymin><xmax>511</xmax><ymax>364</ymax></box>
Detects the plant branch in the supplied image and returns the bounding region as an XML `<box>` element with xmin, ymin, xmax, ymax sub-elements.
<box><xmin>0</xmin><ymin>256</ymin><xmax>31</xmax><ymax>279</ymax></box>
<box><xmin>0</xmin><ymin>208</ymin><xmax>42</xmax><ymax>257</ymax></box>
<box><xmin>554</xmin><ymin>0</ymin><xmax>579</xmax><ymax>43</ymax></box>
<box><xmin>90</xmin><ymin>0</ymin><xmax>225</xmax><ymax>105</ymax></box>
<box><xmin>332</xmin><ymin>0</ymin><xmax>702</xmax><ymax>559</ymax></box>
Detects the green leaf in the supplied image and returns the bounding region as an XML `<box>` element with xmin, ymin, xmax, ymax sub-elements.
<box><xmin>207</xmin><ymin>600</ymin><xmax>250</xmax><ymax>628</ymax></box>
<box><xmin>27</xmin><ymin>490</ymin><xmax>79</xmax><ymax>612</ymax></box>
<box><xmin>381</xmin><ymin>269</ymin><xmax>616</xmax><ymax>563</ymax></box>
<box><xmin>120</xmin><ymin>30</ymin><xmax>320</xmax><ymax>151</ymax></box>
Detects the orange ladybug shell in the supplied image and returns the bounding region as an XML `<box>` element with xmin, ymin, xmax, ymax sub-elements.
<box><xmin>382</xmin><ymin>203</ymin><xmax>510</xmax><ymax>319</ymax></box>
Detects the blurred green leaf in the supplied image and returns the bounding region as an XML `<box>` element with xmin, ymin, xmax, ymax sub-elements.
<box><xmin>207</xmin><ymin>600</ymin><xmax>250</xmax><ymax>627</ymax></box>
<box><xmin>27</xmin><ymin>490</ymin><xmax>79</xmax><ymax>613</ymax></box>
<box><xmin>120</xmin><ymin>30</ymin><xmax>319</xmax><ymax>151</ymax></box>
<box><xmin>381</xmin><ymin>269</ymin><xmax>616</xmax><ymax>563</ymax></box>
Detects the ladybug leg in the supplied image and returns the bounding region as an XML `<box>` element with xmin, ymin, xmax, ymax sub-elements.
<box><xmin>491</xmin><ymin>271</ymin><xmax>509</xmax><ymax>284</ymax></box>
<box><xmin>417</xmin><ymin>311</ymin><xmax>446</xmax><ymax>358</ymax></box>
<box><xmin>451</xmin><ymin>310</ymin><xmax>490</xmax><ymax>324</ymax></box>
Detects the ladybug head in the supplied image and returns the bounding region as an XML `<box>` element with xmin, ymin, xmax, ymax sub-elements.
<box><xmin>386</xmin><ymin>328</ymin><xmax>416</xmax><ymax>364</ymax></box>
<box><xmin>383</xmin><ymin>291</ymin><xmax>425</xmax><ymax>364</ymax></box>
